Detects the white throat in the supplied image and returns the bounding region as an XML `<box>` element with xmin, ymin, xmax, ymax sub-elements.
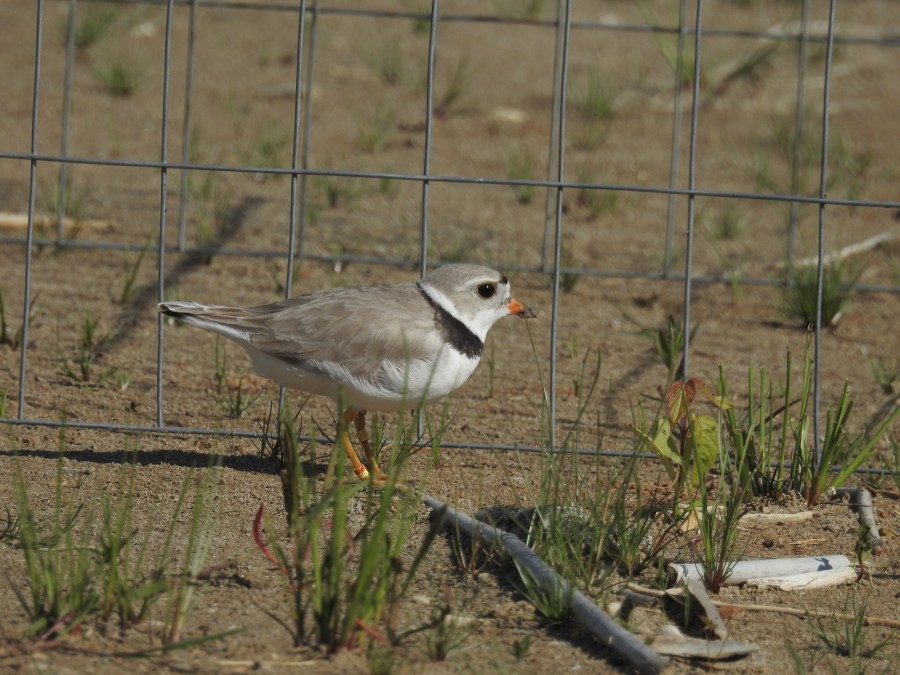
<box><xmin>418</xmin><ymin>281</ymin><xmax>492</xmax><ymax>342</ymax></box>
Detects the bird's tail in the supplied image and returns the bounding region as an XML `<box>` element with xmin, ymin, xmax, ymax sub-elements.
<box><xmin>158</xmin><ymin>301</ymin><xmax>253</xmax><ymax>345</ymax></box>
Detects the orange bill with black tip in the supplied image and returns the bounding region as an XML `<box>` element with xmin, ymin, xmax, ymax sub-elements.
<box><xmin>508</xmin><ymin>298</ymin><xmax>537</xmax><ymax>319</ymax></box>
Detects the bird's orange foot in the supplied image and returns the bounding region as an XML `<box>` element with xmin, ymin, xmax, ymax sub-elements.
<box><xmin>351</xmin><ymin>463</ymin><xmax>392</xmax><ymax>485</ymax></box>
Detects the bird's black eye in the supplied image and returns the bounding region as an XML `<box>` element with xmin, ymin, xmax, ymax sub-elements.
<box><xmin>477</xmin><ymin>283</ymin><xmax>496</xmax><ymax>299</ymax></box>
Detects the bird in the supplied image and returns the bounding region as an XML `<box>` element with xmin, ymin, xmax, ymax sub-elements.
<box><xmin>158</xmin><ymin>264</ymin><xmax>536</xmax><ymax>481</ymax></box>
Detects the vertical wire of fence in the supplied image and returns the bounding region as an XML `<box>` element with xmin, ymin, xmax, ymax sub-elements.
<box><xmin>275</xmin><ymin>0</ymin><xmax>310</xmax><ymax>424</ymax></box>
<box><xmin>56</xmin><ymin>0</ymin><xmax>77</xmax><ymax>243</ymax></box>
<box><xmin>786</xmin><ymin>0</ymin><xmax>812</xmax><ymax>268</ymax></box>
<box><xmin>175</xmin><ymin>0</ymin><xmax>197</xmax><ymax>252</ymax></box>
<box><xmin>662</xmin><ymin>0</ymin><xmax>689</xmax><ymax>281</ymax></box>
<box><xmin>154</xmin><ymin>0</ymin><xmax>176</xmax><ymax>427</ymax></box>
<box><xmin>679</xmin><ymin>0</ymin><xmax>704</xmax><ymax>380</ymax></box>
<box><xmin>16</xmin><ymin>0</ymin><xmax>45</xmax><ymax>419</ymax></box>
<box><xmin>1</xmin><ymin>0</ymin><xmax>898</xmax><ymax>464</ymax></box>
<box><xmin>545</xmin><ymin>0</ymin><xmax>573</xmax><ymax>454</ymax></box>
<box><xmin>811</xmin><ymin>0</ymin><xmax>840</xmax><ymax>468</ymax></box>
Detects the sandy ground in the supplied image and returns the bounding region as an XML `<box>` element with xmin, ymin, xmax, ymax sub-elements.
<box><xmin>1</xmin><ymin>1</ymin><xmax>899</xmax><ymax>672</ymax></box>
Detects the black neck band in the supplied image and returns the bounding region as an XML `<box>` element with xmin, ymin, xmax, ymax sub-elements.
<box><xmin>418</xmin><ymin>285</ymin><xmax>483</xmax><ymax>359</ymax></box>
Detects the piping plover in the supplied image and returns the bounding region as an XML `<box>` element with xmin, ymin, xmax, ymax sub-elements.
<box><xmin>159</xmin><ymin>264</ymin><xmax>535</xmax><ymax>480</ymax></box>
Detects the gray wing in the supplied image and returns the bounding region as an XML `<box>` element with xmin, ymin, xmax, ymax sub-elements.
<box><xmin>173</xmin><ymin>282</ymin><xmax>443</xmax><ymax>376</ymax></box>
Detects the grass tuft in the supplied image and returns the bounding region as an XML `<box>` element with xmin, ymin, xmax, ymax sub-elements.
<box><xmin>570</xmin><ymin>71</ymin><xmax>617</xmax><ymax>122</ymax></box>
<box><xmin>705</xmin><ymin>202</ymin><xmax>746</xmax><ymax>241</ymax></box>
<box><xmin>812</xmin><ymin>593</ymin><xmax>898</xmax><ymax>660</ymax></box>
<box><xmin>718</xmin><ymin>336</ymin><xmax>898</xmax><ymax>506</ymax></box>
<box><xmin>314</xmin><ymin>175</ymin><xmax>363</xmax><ymax>209</ymax></box>
<box><xmin>513</xmin><ymin>558</ymin><xmax>572</xmax><ymax>623</ymax></box>
<box><xmin>357</xmin><ymin>108</ymin><xmax>396</xmax><ymax>154</ymax></box>
<box><xmin>695</xmin><ymin>404</ymin><xmax>749</xmax><ymax>594</ymax></box>
<box><xmin>244</xmin><ymin>129</ymin><xmax>291</xmax><ymax>179</ymax></box>
<box><xmin>117</xmin><ymin>241</ymin><xmax>150</xmax><ymax>305</ymax></box>
<box><xmin>423</xmin><ymin>588</ymin><xmax>472</xmax><ymax>661</ymax></box>
<box><xmin>863</xmin><ymin>351</ymin><xmax>897</xmax><ymax>395</ymax></box>
<box><xmin>639</xmin><ymin>313</ymin><xmax>698</xmax><ymax>384</ymax></box>
<box><xmin>490</xmin><ymin>0</ymin><xmax>545</xmax><ymax>20</ymax></box>
<box><xmin>0</xmin><ymin>286</ymin><xmax>38</xmax><ymax>351</ymax></box>
<box><xmin>783</xmin><ymin>260</ymin><xmax>859</xmax><ymax>327</ymax></box>
<box><xmin>254</xmin><ymin>402</ymin><xmax>442</xmax><ymax>652</ymax></box>
<box><xmin>364</xmin><ymin>42</ymin><xmax>405</xmax><ymax>86</ymax></box>
<box><xmin>506</xmin><ymin>148</ymin><xmax>538</xmax><ymax>205</ymax></box>
<box><xmin>58</xmin><ymin>314</ymin><xmax>118</xmax><ymax>384</ymax></box>
<box><xmin>213</xmin><ymin>336</ymin><xmax>260</xmax><ymax>419</ymax></box>
<box><xmin>434</xmin><ymin>57</ymin><xmax>470</xmax><ymax>119</ymax></box>
<box><xmin>68</xmin><ymin>6</ymin><xmax>117</xmax><ymax>50</ymax></box>
<box><xmin>11</xmin><ymin>448</ymin><xmax>226</xmax><ymax>647</ymax></box>
<box><xmin>94</xmin><ymin>57</ymin><xmax>143</xmax><ymax>97</ymax></box>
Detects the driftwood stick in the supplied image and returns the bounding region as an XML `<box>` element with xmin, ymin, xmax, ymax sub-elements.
<box><xmin>785</xmin><ymin>230</ymin><xmax>898</xmax><ymax>268</ymax></box>
<box><xmin>669</xmin><ymin>555</ymin><xmax>852</xmax><ymax>586</ymax></box>
<box><xmin>627</xmin><ymin>583</ymin><xmax>900</xmax><ymax>628</ymax></box>
<box><xmin>0</xmin><ymin>212</ymin><xmax>114</xmax><ymax>233</ymax></box>
<box><xmin>744</xmin><ymin>567</ymin><xmax>856</xmax><ymax>590</ymax></box>
<box><xmin>421</xmin><ymin>493</ymin><xmax>668</xmax><ymax>674</ymax></box>
<box><xmin>834</xmin><ymin>487</ymin><xmax>882</xmax><ymax>549</ymax></box>
<box><xmin>740</xmin><ymin>511</ymin><xmax>813</xmax><ymax>524</ymax></box>
<box><xmin>684</xmin><ymin>578</ymin><xmax>728</xmax><ymax>638</ymax></box>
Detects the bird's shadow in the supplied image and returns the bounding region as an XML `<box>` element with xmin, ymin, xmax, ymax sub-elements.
<box><xmin>0</xmin><ymin>445</ymin><xmax>328</xmax><ymax>478</ymax></box>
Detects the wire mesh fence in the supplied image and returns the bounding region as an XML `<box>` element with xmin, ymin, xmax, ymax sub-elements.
<box><xmin>1</xmin><ymin>0</ymin><xmax>898</xmax><ymax>465</ymax></box>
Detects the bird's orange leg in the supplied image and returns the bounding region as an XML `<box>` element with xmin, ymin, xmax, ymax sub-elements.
<box><xmin>354</xmin><ymin>410</ymin><xmax>387</xmax><ymax>483</ymax></box>
<box><xmin>340</xmin><ymin>408</ymin><xmax>369</xmax><ymax>479</ymax></box>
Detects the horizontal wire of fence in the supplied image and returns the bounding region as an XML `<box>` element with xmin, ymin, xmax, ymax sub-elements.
<box><xmin>46</xmin><ymin>0</ymin><xmax>900</xmax><ymax>46</ymax></box>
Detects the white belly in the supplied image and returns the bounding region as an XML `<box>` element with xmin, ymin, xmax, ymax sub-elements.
<box><xmin>245</xmin><ymin>344</ymin><xmax>480</xmax><ymax>412</ymax></box>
